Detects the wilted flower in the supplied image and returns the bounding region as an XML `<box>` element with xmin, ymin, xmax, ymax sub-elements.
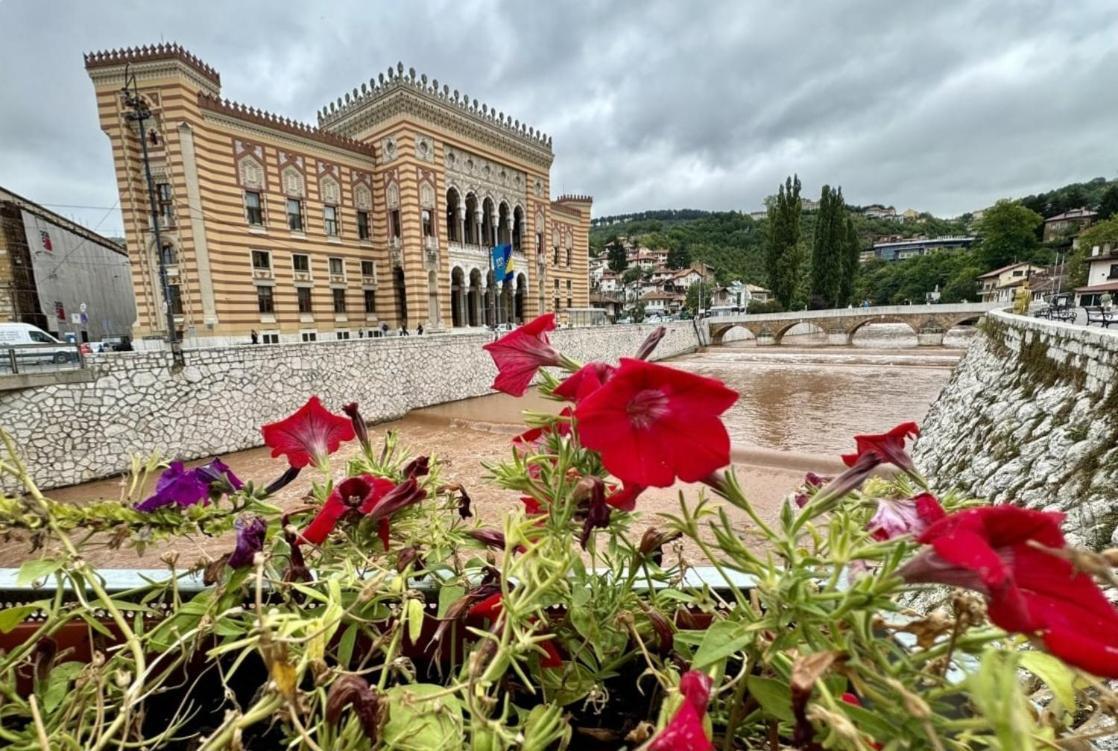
<box><xmin>457</xmin><ymin>486</ymin><xmax>473</xmax><ymax>519</ymax></box>
<box><xmin>402</xmin><ymin>455</ymin><xmax>429</xmax><ymax>479</ymax></box>
<box><xmin>282</xmin><ymin>520</ymin><xmax>312</xmax><ymax>585</ymax></box>
<box><xmin>649</xmin><ymin>670</ymin><xmax>713</xmax><ymax>751</ymax></box>
<box><xmin>841</xmin><ymin>421</ymin><xmax>920</xmax><ymax>476</ymax></box>
<box><xmin>867</xmin><ymin>492</ymin><xmax>945</xmax><ymax>541</ymax></box>
<box><xmin>395</xmin><ymin>545</ymin><xmax>423</xmax><ymax>573</ymax></box>
<box><xmin>325</xmin><ymin>675</ymin><xmax>384</xmax><ymax>742</ymax></box>
<box><xmin>901</xmin><ymin>505</ymin><xmax>1118</xmax><ymax>678</ymax></box>
<box><xmin>261</xmin><ymin>396</ymin><xmax>355</xmax><ymax>469</ymax></box>
<box><xmin>579</xmin><ymin>477</ymin><xmax>611</xmax><ymax>549</ymax></box>
<box><xmin>228</xmin><ymin>515</ymin><xmax>267</xmax><ymax>568</ymax></box>
<box><xmin>482</xmin><ymin>313</ymin><xmax>562</xmax><ymax>396</ymax></box>
<box><xmin>639</xmin><ymin>527</ymin><xmax>683</xmax><ymax>564</ymax></box>
<box><xmin>575</xmin><ymin>358</ymin><xmax>738</xmax><ymax>488</ymax></box>
<box><xmin>792</xmin><ymin>471</ymin><xmax>830</xmax><ymax>508</ymax></box>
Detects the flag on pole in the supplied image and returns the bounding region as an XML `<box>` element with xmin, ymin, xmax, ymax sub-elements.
<box><xmin>490</xmin><ymin>244</ymin><xmax>513</xmax><ymax>282</ymax></box>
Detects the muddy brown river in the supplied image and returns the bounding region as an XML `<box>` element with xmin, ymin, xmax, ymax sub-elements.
<box><xmin>0</xmin><ymin>324</ymin><xmax>966</xmax><ymax>567</ymax></box>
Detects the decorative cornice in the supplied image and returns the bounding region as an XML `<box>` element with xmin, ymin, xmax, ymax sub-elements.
<box><xmin>84</xmin><ymin>43</ymin><xmax>220</xmax><ymax>87</ymax></box>
<box><xmin>317</xmin><ymin>62</ymin><xmax>553</xmax><ymax>169</ymax></box>
<box><xmin>555</xmin><ymin>194</ymin><xmax>593</xmax><ymax>204</ymax></box>
<box><xmin>197</xmin><ymin>93</ymin><xmax>375</xmax><ymax>157</ymax></box>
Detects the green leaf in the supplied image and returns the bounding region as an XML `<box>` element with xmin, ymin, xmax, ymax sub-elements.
<box><xmin>406</xmin><ymin>598</ymin><xmax>425</xmax><ymax>645</ymax></box>
<box><xmin>337</xmin><ymin>623</ymin><xmax>358</xmax><ymax>668</ymax></box>
<box><xmin>1019</xmin><ymin>651</ymin><xmax>1077</xmax><ymax>717</ymax></box>
<box><xmin>42</xmin><ymin>662</ymin><xmax>85</xmax><ymax>714</ymax></box>
<box><xmin>0</xmin><ymin>602</ymin><xmax>45</xmax><ymax>633</ymax></box>
<box><xmin>539</xmin><ymin>661</ymin><xmax>599</xmax><ymax>706</ymax></box>
<box><xmin>969</xmin><ymin>649</ymin><xmax>1036</xmax><ymax>751</ymax></box>
<box><xmin>746</xmin><ymin>676</ymin><xmax>794</xmax><ymax>723</ymax></box>
<box><xmin>437</xmin><ymin>585</ymin><xmax>464</xmax><ymax>618</ymax></box>
<box><xmin>692</xmin><ymin>619</ymin><xmax>752</xmax><ymax>669</ymax></box>
<box><xmin>16</xmin><ymin>558</ymin><xmax>63</xmax><ymax>586</ymax></box>
<box><xmin>382</xmin><ymin>683</ymin><xmax>463</xmax><ymax>750</ymax></box>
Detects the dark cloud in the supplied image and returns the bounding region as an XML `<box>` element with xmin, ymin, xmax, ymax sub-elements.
<box><xmin>1</xmin><ymin>0</ymin><xmax>1115</xmax><ymax>235</ymax></box>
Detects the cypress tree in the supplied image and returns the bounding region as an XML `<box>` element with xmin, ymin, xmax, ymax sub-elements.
<box><xmin>838</xmin><ymin>215</ymin><xmax>861</xmax><ymax>306</ymax></box>
<box><xmin>810</xmin><ymin>185</ymin><xmax>848</xmax><ymax>307</ymax></box>
<box><xmin>765</xmin><ymin>175</ymin><xmax>804</xmax><ymax>309</ymax></box>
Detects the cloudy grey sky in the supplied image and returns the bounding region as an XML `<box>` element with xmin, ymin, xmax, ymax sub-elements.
<box><xmin>1</xmin><ymin>0</ymin><xmax>1115</xmax><ymax>236</ymax></box>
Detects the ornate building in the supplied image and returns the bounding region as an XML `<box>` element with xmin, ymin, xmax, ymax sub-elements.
<box><xmin>84</xmin><ymin>44</ymin><xmax>592</xmax><ymax>347</ymax></box>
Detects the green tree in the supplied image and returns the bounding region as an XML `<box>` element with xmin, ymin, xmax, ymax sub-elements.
<box><xmin>606</xmin><ymin>238</ymin><xmax>628</xmax><ymax>273</ymax></box>
<box><xmin>765</xmin><ymin>175</ymin><xmax>806</xmax><ymax>308</ymax></box>
<box><xmin>838</xmin><ymin>216</ymin><xmax>861</xmax><ymax>306</ymax></box>
<box><xmin>810</xmin><ymin>185</ymin><xmax>848</xmax><ymax>307</ymax></box>
<box><xmin>1098</xmin><ymin>184</ymin><xmax>1118</xmax><ymax>220</ymax></box>
<box><xmin>621</xmin><ymin>266</ymin><xmax>642</xmax><ymax>285</ymax></box>
<box><xmin>940</xmin><ymin>264</ymin><xmax>982</xmax><ymax>303</ymax></box>
<box><xmin>684</xmin><ymin>281</ymin><xmax>714</xmax><ymax>315</ymax></box>
<box><xmin>666</xmin><ymin>243</ymin><xmax>691</xmax><ymax>269</ymax></box>
<box><xmin>975</xmin><ymin>200</ymin><xmax>1043</xmax><ymax>269</ymax></box>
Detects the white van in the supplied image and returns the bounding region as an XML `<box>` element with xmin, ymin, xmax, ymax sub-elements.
<box><xmin>0</xmin><ymin>323</ymin><xmax>80</xmax><ymax>370</ymax></box>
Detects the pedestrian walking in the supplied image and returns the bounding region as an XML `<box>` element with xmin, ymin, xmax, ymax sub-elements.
<box><xmin>250</xmin><ymin>329</ymin><xmax>259</xmax><ymax>345</ymax></box>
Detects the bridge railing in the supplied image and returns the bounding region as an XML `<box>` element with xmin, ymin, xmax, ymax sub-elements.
<box><xmin>706</xmin><ymin>302</ymin><xmax>999</xmax><ymax>325</ymax></box>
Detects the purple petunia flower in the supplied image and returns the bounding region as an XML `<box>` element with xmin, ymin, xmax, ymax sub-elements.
<box><xmin>196</xmin><ymin>458</ymin><xmax>244</xmax><ymax>492</ymax></box>
<box><xmin>228</xmin><ymin>515</ymin><xmax>267</xmax><ymax>568</ymax></box>
<box><xmin>134</xmin><ymin>461</ymin><xmax>211</xmax><ymax>512</ymax></box>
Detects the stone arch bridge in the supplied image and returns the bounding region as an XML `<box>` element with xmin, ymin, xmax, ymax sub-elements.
<box><xmin>707</xmin><ymin>303</ymin><xmax>999</xmax><ymax>347</ymax></box>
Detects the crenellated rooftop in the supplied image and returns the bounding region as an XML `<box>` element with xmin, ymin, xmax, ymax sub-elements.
<box><xmin>197</xmin><ymin>93</ymin><xmax>374</xmax><ymax>155</ymax></box>
<box><xmin>317</xmin><ymin>62</ymin><xmax>552</xmax><ymax>152</ymax></box>
<box><xmin>84</xmin><ymin>43</ymin><xmax>221</xmax><ymax>86</ymax></box>
<box><xmin>555</xmin><ymin>194</ymin><xmax>593</xmax><ymax>203</ymax></box>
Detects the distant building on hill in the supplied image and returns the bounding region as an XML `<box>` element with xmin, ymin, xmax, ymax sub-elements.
<box><xmin>1075</xmin><ymin>239</ymin><xmax>1118</xmax><ymax>306</ymax></box>
<box><xmin>977</xmin><ymin>262</ymin><xmax>1050</xmax><ymax>303</ymax></box>
<box><xmin>866</xmin><ymin>236</ymin><xmax>976</xmax><ymax>262</ymax></box>
<box><xmin>901</xmin><ymin>208</ymin><xmax>920</xmax><ymax>222</ymax></box>
<box><xmin>1043</xmin><ymin>208</ymin><xmax>1097</xmax><ymax>243</ymax></box>
<box><xmin>0</xmin><ymin>185</ymin><xmax>136</xmax><ymax>341</ymax></box>
<box><xmin>863</xmin><ymin>204</ymin><xmax>898</xmax><ymax>220</ymax></box>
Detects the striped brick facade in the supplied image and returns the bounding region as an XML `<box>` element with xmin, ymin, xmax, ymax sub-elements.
<box><xmin>85</xmin><ymin>46</ymin><xmax>591</xmax><ymax>347</ymax></box>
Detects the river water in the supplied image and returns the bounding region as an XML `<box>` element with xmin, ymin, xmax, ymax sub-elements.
<box><xmin>2</xmin><ymin>324</ymin><xmax>968</xmax><ymax>567</ymax></box>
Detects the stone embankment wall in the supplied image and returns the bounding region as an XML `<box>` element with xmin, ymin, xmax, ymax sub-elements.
<box><xmin>0</xmin><ymin>322</ymin><xmax>701</xmax><ymax>490</ymax></box>
<box><xmin>915</xmin><ymin>310</ymin><xmax>1118</xmax><ymax>548</ymax></box>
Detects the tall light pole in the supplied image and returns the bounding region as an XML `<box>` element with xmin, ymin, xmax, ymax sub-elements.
<box><xmin>121</xmin><ymin>68</ymin><xmax>182</xmax><ymax>364</ymax></box>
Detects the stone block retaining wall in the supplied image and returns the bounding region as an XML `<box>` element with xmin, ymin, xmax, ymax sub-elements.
<box><xmin>0</xmin><ymin>322</ymin><xmax>700</xmax><ymax>490</ymax></box>
<box><xmin>915</xmin><ymin>310</ymin><xmax>1118</xmax><ymax>548</ymax></box>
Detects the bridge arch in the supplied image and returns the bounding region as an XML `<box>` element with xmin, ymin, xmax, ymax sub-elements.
<box><xmin>773</xmin><ymin>319</ymin><xmax>829</xmax><ymax>345</ymax></box>
<box><xmin>846</xmin><ymin>316</ymin><xmax>921</xmax><ymax>346</ymax></box>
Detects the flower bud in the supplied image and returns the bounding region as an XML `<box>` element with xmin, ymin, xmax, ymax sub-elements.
<box><xmin>395</xmin><ymin>545</ymin><xmax>423</xmax><ymax>573</ymax></box>
<box><xmin>457</xmin><ymin>486</ymin><xmax>473</xmax><ymax>519</ymax></box>
<box><xmin>342</xmin><ymin>402</ymin><xmax>371</xmax><ymax>452</ymax></box>
<box><xmin>264</xmin><ymin>466</ymin><xmax>301</xmax><ymax>496</ymax></box>
<box><xmin>638</xmin><ymin>527</ymin><xmax>682</xmax><ymax>563</ymax></box>
<box><xmin>466</xmin><ymin>528</ymin><xmax>507</xmax><ymax>550</ymax></box>
<box><xmin>634</xmin><ymin>325</ymin><xmax>666</xmax><ymax>360</ymax></box>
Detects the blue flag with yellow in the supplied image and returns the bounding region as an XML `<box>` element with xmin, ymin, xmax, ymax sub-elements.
<box><xmin>490</xmin><ymin>244</ymin><xmax>514</xmax><ymax>282</ymax></box>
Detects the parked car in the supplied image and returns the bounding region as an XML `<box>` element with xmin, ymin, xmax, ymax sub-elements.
<box><xmin>0</xmin><ymin>323</ymin><xmax>81</xmax><ymax>370</ymax></box>
<box><xmin>90</xmin><ymin>337</ymin><xmax>124</xmax><ymax>354</ymax></box>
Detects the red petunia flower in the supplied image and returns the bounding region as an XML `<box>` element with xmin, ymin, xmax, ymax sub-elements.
<box><xmin>262</xmin><ymin>396</ymin><xmax>356</xmax><ymax>469</ymax></box>
<box><xmin>901</xmin><ymin>505</ymin><xmax>1118</xmax><ymax>677</ymax></box>
<box><xmin>482</xmin><ymin>313</ymin><xmax>562</xmax><ymax>396</ymax></box>
<box><xmin>867</xmin><ymin>492</ymin><xmax>945</xmax><ymax>541</ymax></box>
<box><xmin>299</xmin><ymin>474</ymin><xmax>396</xmax><ymax>546</ymax></box>
<box><xmin>650</xmin><ymin>670</ymin><xmax>713</xmax><ymax>751</ymax></box>
<box><xmin>519</xmin><ymin>495</ymin><xmax>544</xmax><ymax>515</ymax></box>
<box><xmin>605</xmin><ymin>481</ymin><xmax>647</xmax><ymax>511</ymax></box>
<box><xmin>575</xmin><ymin>358</ymin><xmax>738</xmax><ymax>488</ymax></box>
<box><xmin>841</xmin><ymin>421</ymin><xmax>920</xmax><ymax>475</ymax></box>
<box><xmin>553</xmin><ymin>361</ymin><xmax>615</xmax><ymax>402</ymax></box>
